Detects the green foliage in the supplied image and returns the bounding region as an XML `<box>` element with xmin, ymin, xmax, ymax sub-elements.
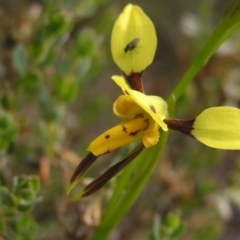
<box><xmin>0</xmin><ymin>111</ymin><xmax>17</xmax><ymax>152</ymax></box>
<box><xmin>11</xmin><ymin>44</ymin><xmax>29</xmax><ymax>77</ymax></box>
<box><xmin>0</xmin><ymin>0</ymin><xmax>109</xmax><ymax>238</ymax></box>
<box><xmin>0</xmin><ymin>176</ymin><xmax>40</xmax><ymax>239</ymax></box>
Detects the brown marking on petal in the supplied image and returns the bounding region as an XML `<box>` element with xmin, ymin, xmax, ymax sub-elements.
<box><xmin>124</xmin><ymin>90</ymin><xmax>129</xmax><ymax>95</ymax></box>
<box><xmin>105</xmin><ymin>135</ymin><xmax>110</xmax><ymax>139</ymax></box>
<box><xmin>150</xmin><ymin>105</ymin><xmax>156</xmax><ymax>113</ymax></box>
<box><xmin>135</xmin><ymin>113</ymin><xmax>144</xmax><ymax>119</ymax></box>
<box><xmin>164</xmin><ymin>118</ymin><xmax>196</xmax><ymax>138</ymax></box>
<box><xmin>122</xmin><ymin>125</ymin><xmax>127</xmax><ymax>133</ymax></box>
<box><xmin>143</xmin><ymin>119</ymin><xmax>149</xmax><ymax>130</ymax></box>
<box><xmin>129</xmin><ymin>129</ymin><xmax>140</xmax><ymax>136</ymax></box>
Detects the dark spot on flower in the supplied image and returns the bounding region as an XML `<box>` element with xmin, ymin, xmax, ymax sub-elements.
<box><xmin>143</xmin><ymin>119</ymin><xmax>149</xmax><ymax>130</ymax></box>
<box><xmin>135</xmin><ymin>113</ymin><xmax>144</xmax><ymax>119</ymax></box>
<box><xmin>105</xmin><ymin>135</ymin><xmax>110</xmax><ymax>139</ymax></box>
<box><xmin>129</xmin><ymin>129</ymin><xmax>140</xmax><ymax>136</ymax></box>
<box><xmin>150</xmin><ymin>105</ymin><xmax>156</xmax><ymax>113</ymax></box>
<box><xmin>124</xmin><ymin>90</ymin><xmax>129</xmax><ymax>95</ymax></box>
<box><xmin>122</xmin><ymin>126</ymin><xmax>127</xmax><ymax>133</ymax></box>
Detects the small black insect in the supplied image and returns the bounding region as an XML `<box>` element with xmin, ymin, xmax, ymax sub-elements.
<box><xmin>124</xmin><ymin>38</ymin><xmax>140</xmax><ymax>53</ymax></box>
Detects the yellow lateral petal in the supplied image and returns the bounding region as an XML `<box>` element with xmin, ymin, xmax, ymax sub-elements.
<box><xmin>88</xmin><ymin>117</ymin><xmax>152</xmax><ymax>156</ymax></box>
<box><xmin>192</xmin><ymin>107</ymin><xmax>240</xmax><ymax>149</ymax></box>
<box><xmin>143</xmin><ymin>123</ymin><xmax>159</xmax><ymax>147</ymax></box>
<box><xmin>113</xmin><ymin>95</ymin><xmax>143</xmax><ymax>119</ymax></box>
<box><xmin>111</xmin><ymin>4</ymin><xmax>157</xmax><ymax>74</ymax></box>
<box><xmin>129</xmin><ymin>92</ymin><xmax>168</xmax><ymax>131</ymax></box>
<box><xmin>112</xmin><ymin>75</ymin><xmax>130</xmax><ymax>92</ymax></box>
<box><xmin>112</xmin><ymin>75</ymin><xmax>168</xmax><ymax>131</ymax></box>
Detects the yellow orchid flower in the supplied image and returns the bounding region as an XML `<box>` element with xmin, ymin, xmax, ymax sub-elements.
<box><xmin>68</xmin><ymin>76</ymin><xmax>168</xmax><ymax>199</ymax></box>
<box><xmin>88</xmin><ymin>75</ymin><xmax>168</xmax><ymax>156</ymax></box>
<box><xmin>69</xmin><ymin>75</ymin><xmax>240</xmax><ymax>199</ymax></box>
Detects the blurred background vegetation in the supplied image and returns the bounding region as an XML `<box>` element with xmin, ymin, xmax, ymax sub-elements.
<box><xmin>0</xmin><ymin>0</ymin><xmax>240</xmax><ymax>239</ymax></box>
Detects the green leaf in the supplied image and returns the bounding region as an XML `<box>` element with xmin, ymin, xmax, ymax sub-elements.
<box><xmin>0</xmin><ymin>219</ymin><xmax>6</xmax><ymax>233</ymax></box>
<box><xmin>53</xmin><ymin>75</ymin><xmax>79</xmax><ymax>102</ymax></box>
<box><xmin>1</xmin><ymin>91</ymin><xmax>13</xmax><ymax>111</ymax></box>
<box><xmin>20</xmin><ymin>71</ymin><xmax>41</xmax><ymax>90</ymax></box>
<box><xmin>46</xmin><ymin>14</ymin><xmax>72</xmax><ymax>36</ymax></box>
<box><xmin>13</xmin><ymin>176</ymin><xmax>29</xmax><ymax>194</ymax></box>
<box><xmin>38</xmin><ymin>89</ymin><xmax>58</xmax><ymax>121</ymax></box>
<box><xmin>165</xmin><ymin>213</ymin><xmax>181</xmax><ymax>230</ymax></box>
<box><xmin>29</xmin><ymin>176</ymin><xmax>40</xmax><ymax>193</ymax></box>
<box><xmin>29</xmin><ymin>40</ymin><xmax>43</xmax><ymax>61</ymax></box>
<box><xmin>11</xmin><ymin>44</ymin><xmax>28</xmax><ymax>77</ymax></box>
<box><xmin>0</xmin><ymin>113</ymin><xmax>17</xmax><ymax>151</ymax></box>
<box><xmin>38</xmin><ymin>50</ymin><xmax>57</xmax><ymax>69</ymax></box>
<box><xmin>12</xmin><ymin>214</ymin><xmax>37</xmax><ymax>240</ymax></box>
<box><xmin>11</xmin><ymin>176</ymin><xmax>41</xmax><ymax>212</ymax></box>
<box><xmin>149</xmin><ymin>215</ymin><xmax>161</xmax><ymax>240</ymax></box>
<box><xmin>18</xmin><ymin>198</ymin><xmax>42</xmax><ymax>212</ymax></box>
<box><xmin>75</xmin><ymin>29</ymin><xmax>95</xmax><ymax>56</ymax></box>
<box><xmin>13</xmin><ymin>175</ymin><xmax>40</xmax><ymax>198</ymax></box>
<box><xmin>0</xmin><ymin>187</ymin><xmax>16</xmax><ymax>207</ymax></box>
<box><xmin>75</xmin><ymin>58</ymin><xmax>92</xmax><ymax>79</ymax></box>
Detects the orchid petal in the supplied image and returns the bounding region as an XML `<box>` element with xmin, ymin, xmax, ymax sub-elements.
<box><xmin>111</xmin><ymin>4</ymin><xmax>157</xmax><ymax>74</ymax></box>
<box><xmin>143</xmin><ymin>122</ymin><xmax>160</xmax><ymax>148</ymax></box>
<box><xmin>192</xmin><ymin>107</ymin><xmax>240</xmax><ymax>149</ymax></box>
<box><xmin>113</xmin><ymin>95</ymin><xmax>143</xmax><ymax>119</ymax></box>
<box><xmin>88</xmin><ymin>116</ymin><xmax>153</xmax><ymax>156</ymax></box>
<box><xmin>112</xmin><ymin>75</ymin><xmax>168</xmax><ymax>131</ymax></box>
